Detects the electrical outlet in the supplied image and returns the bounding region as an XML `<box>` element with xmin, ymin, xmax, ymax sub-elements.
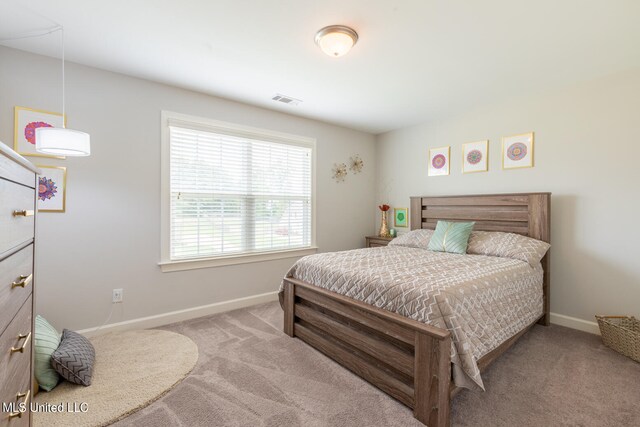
<box><xmin>112</xmin><ymin>288</ymin><xmax>123</xmax><ymax>303</ymax></box>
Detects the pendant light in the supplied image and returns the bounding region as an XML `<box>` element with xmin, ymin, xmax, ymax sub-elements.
<box><xmin>36</xmin><ymin>27</ymin><xmax>91</xmax><ymax>156</ymax></box>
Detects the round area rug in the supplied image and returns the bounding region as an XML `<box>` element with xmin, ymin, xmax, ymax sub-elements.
<box><xmin>34</xmin><ymin>329</ymin><xmax>198</xmax><ymax>427</ymax></box>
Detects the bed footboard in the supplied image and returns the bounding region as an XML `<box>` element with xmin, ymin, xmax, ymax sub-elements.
<box><xmin>283</xmin><ymin>278</ymin><xmax>452</xmax><ymax>427</ymax></box>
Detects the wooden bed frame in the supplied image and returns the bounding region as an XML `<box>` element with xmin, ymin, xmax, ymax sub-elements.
<box><xmin>282</xmin><ymin>193</ymin><xmax>551</xmax><ymax>426</ymax></box>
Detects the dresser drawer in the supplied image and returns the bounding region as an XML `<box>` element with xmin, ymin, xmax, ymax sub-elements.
<box><xmin>0</xmin><ymin>297</ymin><xmax>32</xmax><ymax>427</ymax></box>
<box><xmin>0</xmin><ymin>365</ymin><xmax>31</xmax><ymax>427</ymax></box>
<box><xmin>0</xmin><ymin>245</ymin><xmax>33</xmax><ymax>335</ymax></box>
<box><xmin>0</xmin><ymin>153</ymin><xmax>36</xmax><ymax>189</ymax></box>
<box><xmin>0</xmin><ymin>179</ymin><xmax>35</xmax><ymax>257</ymax></box>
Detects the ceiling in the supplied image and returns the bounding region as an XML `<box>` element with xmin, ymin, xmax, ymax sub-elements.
<box><xmin>1</xmin><ymin>0</ymin><xmax>639</xmax><ymax>134</ymax></box>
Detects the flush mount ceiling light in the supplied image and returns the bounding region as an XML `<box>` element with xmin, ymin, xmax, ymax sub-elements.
<box><xmin>315</xmin><ymin>25</ymin><xmax>358</xmax><ymax>58</ymax></box>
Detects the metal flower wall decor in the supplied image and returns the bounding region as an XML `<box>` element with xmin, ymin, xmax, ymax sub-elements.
<box><xmin>332</xmin><ymin>154</ymin><xmax>364</xmax><ymax>182</ymax></box>
<box><xmin>349</xmin><ymin>155</ymin><xmax>364</xmax><ymax>174</ymax></box>
<box><xmin>332</xmin><ymin>163</ymin><xmax>348</xmax><ymax>182</ymax></box>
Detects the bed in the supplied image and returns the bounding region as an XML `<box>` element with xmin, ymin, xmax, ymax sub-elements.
<box><xmin>280</xmin><ymin>193</ymin><xmax>550</xmax><ymax>426</ymax></box>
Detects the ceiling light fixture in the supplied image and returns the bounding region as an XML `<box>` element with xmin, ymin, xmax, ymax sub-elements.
<box><xmin>315</xmin><ymin>25</ymin><xmax>358</xmax><ymax>58</ymax></box>
<box><xmin>36</xmin><ymin>27</ymin><xmax>91</xmax><ymax>156</ymax></box>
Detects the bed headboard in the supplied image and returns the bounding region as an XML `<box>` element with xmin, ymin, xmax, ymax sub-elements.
<box><xmin>410</xmin><ymin>192</ymin><xmax>551</xmax><ymax>324</ymax></box>
<box><xmin>410</xmin><ymin>193</ymin><xmax>550</xmax><ymax>242</ymax></box>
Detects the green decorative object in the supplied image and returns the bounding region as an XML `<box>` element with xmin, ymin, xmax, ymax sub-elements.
<box><xmin>34</xmin><ymin>315</ymin><xmax>62</xmax><ymax>391</ymax></box>
<box><xmin>394</xmin><ymin>207</ymin><xmax>408</xmax><ymax>228</ymax></box>
<box><xmin>428</xmin><ymin>221</ymin><xmax>475</xmax><ymax>254</ymax></box>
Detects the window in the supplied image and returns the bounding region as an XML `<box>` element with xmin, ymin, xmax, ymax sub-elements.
<box><xmin>160</xmin><ymin>112</ymin><xmax>316</xmax><ymax>272</ymax></box>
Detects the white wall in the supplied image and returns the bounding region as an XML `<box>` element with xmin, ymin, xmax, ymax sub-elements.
<box><xmin>3</xmin><ymin>43</ymin><xmax>637</xmax><ymax>332</ymax></box>
<box><xmin>376</xmin><ymin>70</ymin><xmax>640</xmax><ymax>324</ymax></box>
<box><xmin>0</xmin><ymin>46</ymin><xmax>376</xmax><ymax>331</ymax></box>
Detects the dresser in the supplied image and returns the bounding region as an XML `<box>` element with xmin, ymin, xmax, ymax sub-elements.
<box><xmin>0</xmin><ymin>142</ymin><xmax>38</xmax><ymax>427</ymax></box>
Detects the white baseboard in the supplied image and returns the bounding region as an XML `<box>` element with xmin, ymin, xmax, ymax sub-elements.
<box><xmin>77</xmin><ymin>294</ymin><xmax>598</xmax><ymax>338</ymax></box>
<box><xmin>78</xmin><ymin>291</ymin><xmax>279</xmax><ymax>338</ymax></box>
<box><xmin>550</xmin><ymin>312</ymin><xmax>600</xmax><ymax>335</ymax></box>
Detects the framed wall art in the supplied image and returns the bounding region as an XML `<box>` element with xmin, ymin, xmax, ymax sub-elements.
<box><xmin>428</xmin><ymin>146</ymin><xmax>450</xmax><ymax>176</ymax></box>
<box><xmin>502</xmin><ymin>132</ymin><xmax>534</xmax><ymax>169</ymax></box>
<box><xmin>462</xmin><ymin>140</ymin><xmax>488</xmax><ymax>173</ymax></box>
<box><xmin>37</xmin><ymin>166</ymin><xmax>67</xmax><ymax>213</ymax></box>
<box><xmin>394</xmin><ymin>207</ymin><xmax>408</xmax><ymax>228</ymax></box>
<box><xmin>14</xmin><ymin>106</ymin><xmax>66</xmax><ymax>159</ymax></box>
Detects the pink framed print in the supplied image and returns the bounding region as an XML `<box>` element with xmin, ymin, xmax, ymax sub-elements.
<box><xmin>462</xmin><ymin>140</ymin><xmax>488</xmax><ymax>173</ymax></box>
<box><xmin>14</xmin><ymin>106</ymin><xmax>66</xmax><ymax>159</ymax></box>
<box><xmin>37</xmin><ymin>166</ymin><xmax>67</xmax><ymax>213</ymax></box>
<box><xmin>428</xmin><ymin>146</ymin><xmax>450</xmax><ymax>176</ymax></box>
<box><xmin>502</xmin><ymin>132</ymin><xmax>534</xmax><ymax>169</ymax></box>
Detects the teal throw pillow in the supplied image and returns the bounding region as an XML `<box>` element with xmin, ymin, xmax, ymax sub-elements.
<box><xmin>428</xmin><ymin>221</ymin><xmax>475</xmax><ymax>254</ymax></box>
<box><xmin>34</xmin><ymin>315</ymin><xmax>62</xmax><ymax>391</ymax></box>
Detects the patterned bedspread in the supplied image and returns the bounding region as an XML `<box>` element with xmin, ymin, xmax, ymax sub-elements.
<box><xmin>279</xmin><ymin>246</ymin><xmax>543</xmax><ymax>390</ymax></box>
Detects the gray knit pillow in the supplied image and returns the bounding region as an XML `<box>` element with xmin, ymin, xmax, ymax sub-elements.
<box><xmin>467</xmin><ymin>231</ymin><xmax>550</xmax><ymax>267</ymax></box>
<box><xmin>51</xmin><ymin>329</ymin><xmax>95</xmax><ymax>386</ymax></box>
<box><xmin>388</xmin><ymin>229</ymin><xmax>435</xmax><ymax>249</ymax></box>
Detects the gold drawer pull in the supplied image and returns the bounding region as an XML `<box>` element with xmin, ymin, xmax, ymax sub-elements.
<box><xmin>11</xmin><ymin>274</ymin><xmax>32</xmax><ymax>289</ymax></box>
<box><xmin>12</xmin><ymin>209</ymin><xmax>34</xmax><ymax>217</ymax></box>
<box><xmin>10</xmin><ymin>332</ymin><xmax>31</xmax><ymax>353</ymax></box>
<box><xmin>8</xmin><ymin>389</ymin><xmax>30</xmax><ymax>419</ymax></box>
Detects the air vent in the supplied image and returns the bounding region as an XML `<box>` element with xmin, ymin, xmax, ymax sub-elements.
<box><xmin>272</xmin><ymin>94</ymin><xmax>302</xmax><ymax>106</ymax></box>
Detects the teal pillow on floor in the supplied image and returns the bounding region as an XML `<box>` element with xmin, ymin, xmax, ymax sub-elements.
<box><xmin>34</xmin><ymin>315</ymin><xmax>62</xmax><ymax>391</ymax></box>
<box><xmin>428</xmin><ymin>221</ymin><xmax>475</xmax><ymax>254</ymax></box>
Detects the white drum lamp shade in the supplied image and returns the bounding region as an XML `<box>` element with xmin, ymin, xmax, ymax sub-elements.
<box><xmin>36</xmin><ymin>127</ymin><xmax>91</xmax><ymax>156</ymax></box>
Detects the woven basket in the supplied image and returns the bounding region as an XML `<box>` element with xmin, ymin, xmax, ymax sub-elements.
<box><xmin>595</xmin><ymin>315</ymin><xmax>640</xmax><ymax>363</ymax></box>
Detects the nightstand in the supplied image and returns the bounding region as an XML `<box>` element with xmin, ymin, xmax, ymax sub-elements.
<box><xmin>365</xmin><ymin>236</ymin><xmax>394</xmax><ymax>248</ymax></box>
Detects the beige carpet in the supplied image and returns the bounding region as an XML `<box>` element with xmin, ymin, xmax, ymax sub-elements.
<box><xmin>34</xmin><ymin>329</ymin><xmax>198</xmax><ymax>427</ymax></box>
<box><xmin>112</xmin><ymin>302</ymin><xmax>640</xmax><ymax>427</ymax></box>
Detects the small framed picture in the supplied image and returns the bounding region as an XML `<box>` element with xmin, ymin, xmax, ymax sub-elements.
<box><xmin>502</xmin><ymin>132</ymin><xmax>534</xmax><ymax>169</ymax></box>
<box><xmin>37</xmin><ymin>166</ymin><xmax>67</xmax><ymax>213</ymax></box>
<box><xmin>462</xmin><ymin>140</ymin><xmax>488</xmax><ymax>174</ymax></box>
<box><xmin>394</xmin><ymin>208</ymin><xmax>408</xmax><ymax>228</ymax></box>
<box><xmin>428</xmin><ymin>146</ymin><xmax>450</xmax><ymax>176</ymax></box>
<box><xmin>14</xmin><ymin>106</ymin><xmax>66</xmax><ymax>159</ymax></box>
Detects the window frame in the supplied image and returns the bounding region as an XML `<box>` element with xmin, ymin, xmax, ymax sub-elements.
<box><xmin>159</xmin><ymin>111</ymin><xmax>317</xmax><ymax>272</ymax></box>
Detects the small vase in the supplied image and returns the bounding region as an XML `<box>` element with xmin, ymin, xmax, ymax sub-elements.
<box><xmin>379</xmin><ymin>211</ymin><xmax>391</xmax><ymax>237</ymax></box>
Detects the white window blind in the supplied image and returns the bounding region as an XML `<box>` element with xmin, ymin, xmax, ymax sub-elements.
<box><xmin>169</xmin><ymin>124</ymin><xmax>313</xmax><ymax>261</ymax></box>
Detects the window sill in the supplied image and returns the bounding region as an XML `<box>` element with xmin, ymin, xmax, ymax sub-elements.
<box><xmin>158</xmin><ymin>246</ymin><xmax>318</xmax><ymax>273</ymax></box>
